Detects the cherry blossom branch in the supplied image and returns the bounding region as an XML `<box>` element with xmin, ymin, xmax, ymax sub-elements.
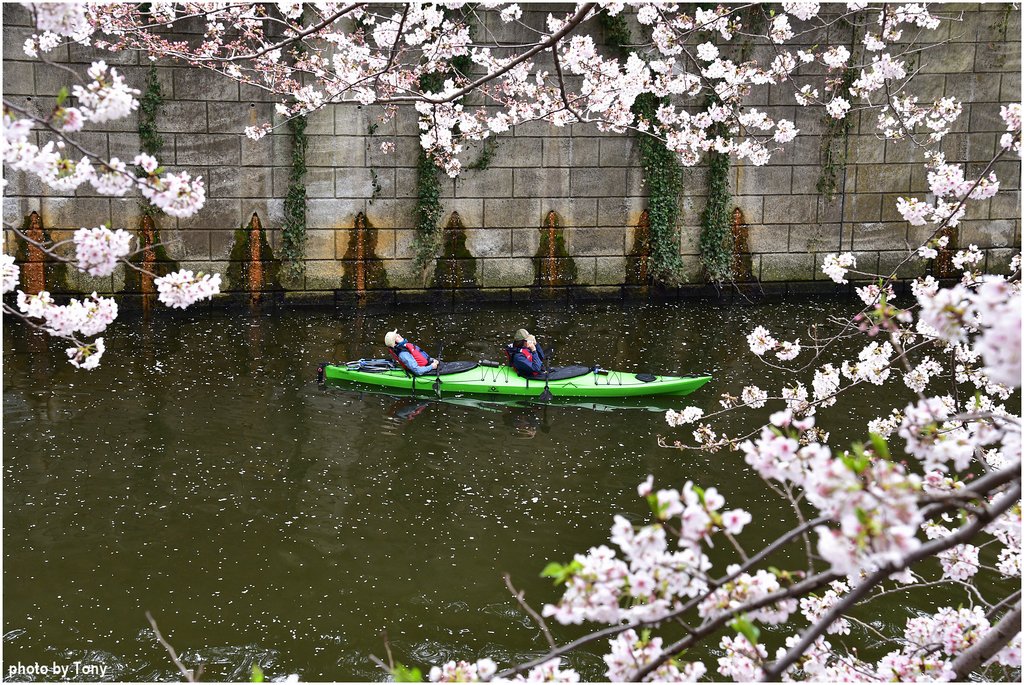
<box><xmin>373</xmin><ymin>5</ymin><xmax>409</xmax><ymax>92</ymax></box>
<box><xmin>549</xmin><ymin>44</ymin><xmax>583</xmax><ymax>124</ymax></box>
<box><xmin>985</xmin><ymin>589</ymin><xmax>1022</xmax><ymax>622</ymax></box>
<box><xmin>3</xmin><ymin>219</ymin><xmax>167</xmax><ymax>279</ymax></box>
<box><xmin>626</xmin><ymin>464</ymin><xmax>1020</xmax><ymax>680</ymax></box>
<box><xmin>3</xmin><ymin>98</ymin><xmax>168</xmax><ymax>198</ymax></box>
<box><xmin>881</xmin><ymin>143</ymin><xmax>1015</xmax><ymax>280</ymax></box>
<box><xmin>3</xmin><ymin>220</ymin><xmax>75</xmax><ymax>255</ymax></box>
<box><xmin>760</xmin><ymin>482</ymin><xmax>1021</xmax><ymax>681</ymax></box>
<box><xmin>949</xmin><ymin>601</ymin><xmax>1021</xmax><ymax>680</ymax></box>
<box><xmin>630</xmin><ymin>569</ymin><xmax>847</xmax><ymax>681</ymax></box>
<box><xmin>2</xmin><ymin>302</ymin><xmax>85</xmax><ymax>346</ymax></box>
<box><xmin>387</xmin><ymin>3</ymin><xmax>598</xmax><ymax>104</ymax></box>
<box><xmin>782</xmin><ymin>482</ymin><xmax>816</xmax><ymax>575</ymax></box>
<box><xmin>492</xmin><ymin>513</ymin><xmax>829</xmax><ymax>680</ymax></box>
<box><xmin>659</xmin><ymin>336</ymin><xmax>940</xmax><ymax>454</ymax></box>
<box><xmin>35</xmin><ymin>50</ymin><xmax>86</xmax><ymax>86</ymax></box>
<box><xmin>90</xmin><ymin>3</ymin><xmax>255</xmax><ymax>34</ymax></box>
<box><xmin>863</xmin><ymin>577</ymin><xmax>993</xmax><ymax>608</ymax></box>
<box><xmin>738</xmin><ymin>137</ymin><xmax>1016</xmax><ymax>379</ymax></box>
<box><xmin>116</xmin><ymin>5</ymin><xmax>364</xmax><ymax>64</ymax></box>
<box><xmin>222</xmin><ymin>5</ymin><xmax>364</xmax><ymax>63</ymax></box>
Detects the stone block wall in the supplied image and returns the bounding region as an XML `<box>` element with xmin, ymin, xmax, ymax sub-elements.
<box><xmin>2</xmin><ymin>3</ymin><xmax>1020</xmax><ymax>304</ymax></box>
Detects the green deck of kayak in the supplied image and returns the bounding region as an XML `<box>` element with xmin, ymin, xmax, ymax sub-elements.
<box><xmin>323</xmin><ymin>363</ymin><xmax>711</xmax><ymax>398</ymax></box>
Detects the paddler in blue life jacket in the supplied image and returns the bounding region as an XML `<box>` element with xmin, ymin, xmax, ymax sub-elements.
<box><xmin>384</xmin><ymin>329</ymin><xmax>439</xmax><ymax>376</ymax></box>
<box><xmin>507</xmin><ymin>328</ymin><xmax>546</xmax><ymax>378</ymax></box>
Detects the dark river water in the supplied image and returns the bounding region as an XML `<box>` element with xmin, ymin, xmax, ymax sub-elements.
<box><xmin>2</xmin><ymin>299</ymin><xmax>1014</xmax><ymax>681</ymax></box>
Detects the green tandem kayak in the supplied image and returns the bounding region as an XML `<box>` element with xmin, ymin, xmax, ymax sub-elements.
<box><xmin>320</xmin><ymin>360</ymin><xmax>712</xmax><ymax>399</ymax></box>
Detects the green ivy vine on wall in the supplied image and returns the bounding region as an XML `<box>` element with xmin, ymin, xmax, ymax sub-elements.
<box><xmin>126</xmin><ymin>63</ymin><xmax>177</xmax><ymax>295</ymax></box>
<box><xmin>699</xmin><ymin>125</ymin><xmax>734</xmax><ymax>284</ymax></box>
<box><xmin>633</xmin><ymin>93</ymin><xmax>685</xmax><ymax>283</ymax></box>
<box><xmin>138</xmin><ymin>64</ymin><xmax>163</xmax><ymax>216</ymax></box>
<box><xmin>282</xmin><ymin>114</ymin><xmax>309</xmax><ymax>278</ymax></box>
<box><xmin>414</xmin><ymin>145</ymin><xmax>444</xmax><ymax>270</ymax></box>
<box><xmin>414</xmin><ymin>72</ymin><xmax>446</xmax><ymax>271</ymax></box>
<box><xmin>466</xmin><ymin>138</ymin><xmax>498</xmax><ymax>172</ymax></box>
<box><xmin>280</xmin><ymin>27</ymin><xmax>310</xmax><ymax>279</ymax></box>
<box><xmin>413</xmin><ymin>45</ymin><xmax>473</xmax><ymax>273</ymax></box>
<box><xmin>817</xmin><ymin>67</ymin><xmax>857</xmax><ymax>202</ymax></box>
<box><xmin>600</xmin><ymin>12</ymin><xmax>684</xmax><ymax>285</ymax></box>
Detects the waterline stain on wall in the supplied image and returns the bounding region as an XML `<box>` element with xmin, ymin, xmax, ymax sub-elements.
<box><xmin>14</xmin><ymin>211</ymin><xmax>68</xmax><ymax>295</ymax></box>
<box><xmin>341</xmin><ymin>211</ymin><xmax>389</xmax><ymax>292</ymax></box>
<box><xmin>140</xmin><ymin>215</ymin><xmax>157</xmax><ymax>308</ymax></box>
<box><xmin>18</xmin><ymin>211</ymin><xmax>47</xmax><ymax>295</ymax></box>
<box><xmin>933</xmin><ymin>225</ymin><xmax>959</xmax><ymax>279</ymax></box>
<box><xmin>730</xmin><ymin>207</ymin><xmax>755</xmax><ymax>283</ymax></box>
<box><xmin>123</xmin><ymin>213</ymin><xmax>178</xmax><ymax>315</ymax></box>
<box><xmin>227</xmin><ymin>212</ymin><xmax>281</xmax><ymax>305</ymax></box>
<box><xmin>534</xmin><ymin>210</ymin><xmax>577</xmax><ymax>287</ymax></box>
<box><xmin>1</xmin><ymin>4</ymin><xmax>1017</xmax><ymax>301</ymax></box>
<box><xmin>432</xmin><ymin>211</ymin><xmax>478</xmax><ymax>289</ymax></box>
<box><xmin>625</xmin><ymin>209</ymin><xmax>651</xmax><ymax>286</ymax></box>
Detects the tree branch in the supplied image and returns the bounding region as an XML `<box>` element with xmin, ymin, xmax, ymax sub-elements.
<box><xmin>389</xmin><ymin>3</ymin><xmax>597</xmax><ymax>104</ymax></box>
<box><xmin>986</xmin><ymin>589</ymin><xmax>1022</xmax><ymax>622</ymax></box>
<box><xmin>630</xmin><ymin>469</ymin><xmax>1020</xmax><ymax>682</ymax></box>
<box><xmin>949</xmin><ymin>601</ymin><xmax>1021</xmax><ymax>679</ymax></box>
<box><xmin>493</xmin><ymin>514</ymin><xmax>829</xmax><ymax>680</ymax></box>
<box><xmin>145</xmin><ymin>611</ymin><xmax>195</xmax><ymax>683</ymax></box>
<box><xmin>504</xmin><ymin>573</ymin><xmax>557</xmax><ymax>650</ymax></box>
<box><xmin>760</xmin><ymin>482</ymin><xmax>1022</xmax><ymax>681</ymax></box>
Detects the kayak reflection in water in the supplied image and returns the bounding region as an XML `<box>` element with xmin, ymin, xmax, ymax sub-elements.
<box><xmin>506</xmin><ymin>328</ymin><xmax>547</xmax><ymax>378</ymax></box>
<box><xmin>386</xmin><ymin>398</ymin><xmax>432</xmax><ymax>422</ymax></box>
<box><xmin>383</xmin><ymin>396</ymin><xmax>546</xmax><ymax>434</ymax></box>
<box><xmin>503</xmin><ymin>405</ymin><xmax>544</xmax><ymax>438</ymax></box>
<box><xmin>384</xmin><ymin>329</ymin><xmax>439</xmax><ymax>376</ymax></box>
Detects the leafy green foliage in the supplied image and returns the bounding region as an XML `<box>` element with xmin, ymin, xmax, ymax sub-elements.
<box><xmin>392</xmin><ymin>663</ymin><xmax>424</xmax><ymax>682</ymax></box>
<box><xmin>370</xmin><ymin>168</ymin><xmax>382</xmax><ymax>204</ymax></box>
<box><xmin>700</xmin><ymin>100</ymin><xmax>733</xmax><ymax>284</ymax></box>
<box><xmin>466</xmin><ymin>138</ymin><xmax>498</xmax><ymax>171</ymax></box>
<box><xmin>601</xmin><ymin>13</ymin><xmax>683</xmax><ymax>285</ymax></box>
<box><xmin>600</xmin><ymin>11</ymin><xmax>633</xmax><ymax>52</ymax></box>
<box><xmin>541</xmin><ymin>559</ymin><xmax>583</xmax><ymax>585</ymax></box>
<box><xmin>646</xmin><ymin>493</ymin><xmax>663</xmax><ymax>517</ymax></box>
<box><xmin>767</xmin><ymin>566</ymin><xmax>797</xmax><ymax>586</ymax></box>
<box><xmin>282</xmin><ymin>114</ymin><xmax>308</xmax><ymax>278</ymax></box>
<box><xmin>415</xmin><ymin>146</ymin><xmax>444</xmax><ymax>271</ymax></box>
<box><xmin>413</xmin><ymin>10</ymin><xmax>485</xmax><ymax>274</ymax></box>
<box><xmin>124</xmin><ymin>62</ymin><xmax>180</xmax><ymax>293</ymax></box>
<box><xmin>840</xmin><ymin>445</ymin><xmax>871</xmax><ymax>474</ymax></box>
<box><xmin>842</xmin><ymin>432</ymin><xmax>892</xmax><ymax>476</ymax></box>
<box><xmin>139</xmin><ymin>66</ymin><xmax>163</xmax><ymax>157</ymax></box>
<box><xmin>635</xmin><ymin>93</ymin><xmax>685</xmax><ymax>284</ymax></box>
<box><xmin>412</xmin><ymin>7</ymin><xmax>473</xmax><ymax>272</ymax></box>
<box><xmin>138</xmin><ymin>65</ymin><xmax>164</xmax><ymax>218</ymax></box>
<box><xmin>729</xmin><ymin>615</ymin><xmax>761</xmax><ymax>646</ymax></box>
<box><xmin>868</xmin><ymin>432</ymin><xmax>891</xmax><ymax>460</ymax></box>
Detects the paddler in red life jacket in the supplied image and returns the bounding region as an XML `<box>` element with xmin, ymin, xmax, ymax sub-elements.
<box><xmin>384</xmin><ymin>329</ymin><xmax>439</xmax><ymax>376</ymax></box>
<box><xmin>507</xmin><ymin>328</ymin><xmax>546</xmax><ymax>378</ymax></box>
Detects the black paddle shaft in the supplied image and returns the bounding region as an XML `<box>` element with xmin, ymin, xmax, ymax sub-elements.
<box><xmin>432</xmin><ymin>342</ymin><xmax>444</xmax><ymax>397</ymax></box>
<box><xmin>538</xmin><ymin>343</ymin><xmax>553</xmax><ymax>402</ymax></box>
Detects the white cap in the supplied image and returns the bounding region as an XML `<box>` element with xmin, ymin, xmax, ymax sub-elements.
<box><xmin>384</xmin><ymin>329</ymin><xmax>400</xmax><ymax>347</ymax></box>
